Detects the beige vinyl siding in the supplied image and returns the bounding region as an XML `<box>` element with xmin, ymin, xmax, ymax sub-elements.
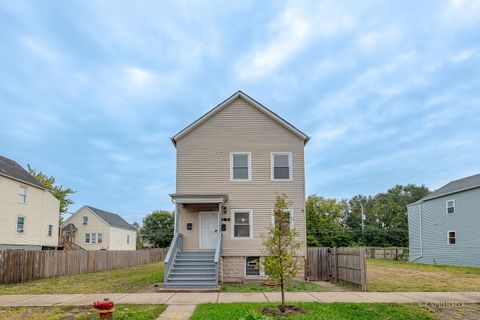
<box><xmin>62</xmin><ymin>207</ymin><xmax>110</xmax><ymax>250</ymax></box>
<box><xmin>108</xmin><ymin>227</ymin><xmax>136</xmax><ymax>251</ymax></box>
<box><xmin>175</xmin><ymin>97</ymin><xmax>306</xmax><ymax>257</ymax></box>
<box><xmin>0</xmin><ymin>176</ymin><xmax>60</xmax><ymax>248</ymax></box>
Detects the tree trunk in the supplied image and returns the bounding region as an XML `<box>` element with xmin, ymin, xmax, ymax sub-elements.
<box><xmin>280</xmin><ymin>275</ymin><xmax>285</xmax><ymax>312</ymax></box>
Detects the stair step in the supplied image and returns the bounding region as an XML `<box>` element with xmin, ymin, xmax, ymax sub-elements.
<box><xmin>168</xmin><ymin>277</ymin><xmax>216</xmax><ymax>282</ymax></box>
<box><xmin>165</xmin><ymin>283</ymin><xmax>218</xmax><ymax>288</ymax></box>
<box><xmin>172</xmin><ymin>266</ymin><xmax>215</xmax><ymax>270</ymax></box>
<box><xmin>170</xmin><ymin>273</ymin><xmax>215</xmax><ymax>278</ymax></box>
<box><xmin>174</xmin><ymin>262</ymin><xmax>215</xmax><ymax>266</ymax></box>
<box><xmin>175</xmin><ymin>258</ymin><xmax>214</xmax><ymax>261</ymax></box>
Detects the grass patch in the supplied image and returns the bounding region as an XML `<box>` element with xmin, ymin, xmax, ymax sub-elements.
<box><xmin>0</xmin><ymin>304</ymin><xmax>166</xmax><ymax>320</ymax></box>
<box><xmin>0</xmin><ymin>262</ymin><xmax>164</xmax><ymax>295</ymax></box>
<box><xmin>191</xmin><ymin>302</ymin><xmax>435</xmax><ymax>320</ymax></box>
<box><xmin>221</xmin><ymin>280</ymin><xmax>324</xmax><ymax>292</ymax></box>
<box><xmin>368</xmin><ymin>259</ymin><xmax>480</xmax><ymax>292</ymax></box>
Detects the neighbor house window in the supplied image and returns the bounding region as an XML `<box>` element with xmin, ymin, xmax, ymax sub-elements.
<box><xmin>83</xmin><ymin>216</ymin><xmax>88</xmax><ymax>225</ymax></box>
<box><xmin>91</xmin><ymin>233</ymin><xmax>97</xmax><ymax>244</ymax></box>
<box><xmin>18</xmin><ymin>186</ymin><xmax>27</xmax><ymax>204</ymax></box>
<box><xmin>230</xmin><ymin>152</ymin><xmax>251</xmax><ymax>181</ymax></box>
<box><xmin>47</xmin><ymin>224</ymin><xmax>53</xmax><ymax>237</ymax></box>
<box><xmin>271</xmin><ymin>152</ymin><xmax>292</xmax><ymax>180</ymax></box>
<box><xmin>17</xmin><ymin>216</ymin><xmax>25</xmax><ymax>233</ymax></box>
<box><xmin>232</xmin><ymin>209</ymin><xmax>253</xmax><ymax>239</ymax></box>
<box><xmin>446</xmin><ymin>200</ymin><xmax>455</xmax><ymax>214</ymax></box>
<box><xmin>85</xmin><ymin>233</ymin><xmax>91</xmax><ymax>244</ymax></box>
<box><xmin>272</xmin><ymin>209</ymin><xmax>294</xmax><ymax>231</ymax></box>
<box><xmin>127</xmin><ymin>235</ymin><xmax>130</xmax><ymax>244</ymax></box>
<box><xmin>246</xmin><ymin>257</ymin><xmax>260</xmax><ymax>276</ymax></box>
<box><xmin>98</xmin><ymin>233</ymin><xmax>103</xmax><ymax>244</ymax></box>
<box><xmin>448</xmin><ymin>231</ymin><xmax>456</xmax><ymax>245</ymax></box>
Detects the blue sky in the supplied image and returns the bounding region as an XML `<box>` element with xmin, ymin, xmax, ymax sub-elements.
<box><xmin>1</xmin><ymin>1</ymin><xmax>479</xmax><ymax>224</ymax></box>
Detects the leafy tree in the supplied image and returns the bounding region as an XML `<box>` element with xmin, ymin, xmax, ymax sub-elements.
<box><xmin>141</xmin><ymin>210</ymin><xmax>174</xmax><ymax>248</ymax></box>
<box><xmin>306</xmin><ymin>195</ymin><xmax>351</xmax><ymax>247</ymax></box>
<box><xmin>262</xmin><ymin>194</ymin><xmax>302</xmax><ymax>312</ymax></box>
<box><xmin>27</xmin><ymin>165</ymin><xmax>76</xmax><ymax>224</ymax></box>
<box><xmin>132</xmin><ymin>222</ymin><xmax>143</xmax><ymax>249</ymax></box>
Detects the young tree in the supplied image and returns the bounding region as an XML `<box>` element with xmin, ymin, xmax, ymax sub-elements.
<box><xmin>140</xmin><ymin>210</ymin><xmax>174</xmax><ymax>248</ymax></box>
<box><xmin>132</xmin><ymin>222</ymin><xmax>143</xmax><ymax>249</ymax></box>
<box><xmin>27</xmin><ymin>165</ymin><xmax>76</xmax><ymax>224</ymax></box>
<box><xmin>262</xmin><ymin>194</ymin><xmax>302</xmax><ymax>312</ymax></box>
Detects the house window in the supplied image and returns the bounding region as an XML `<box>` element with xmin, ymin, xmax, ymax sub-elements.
<box><xmin>18</xmin><ymin>186</ymin><xmax>27</xmax><ymax>204</ymax></box>
<box><xmin>85</xmin><ymin>233</ymin><xmax>91</xmax><ymax>244</ymax></box>
<box><xmin>446</xmin><ymin>200</ymin><xmax>455</xmax><ymax>214</ymax></box>
<box><xmin>230</xmin><ymin>152</ymin><xmax>251</xmax><ymax>181</ymax></box>
<box><xmin>98</xmin><ymin>233</ymin><xmax>103</xmax><ymax>244</ymax></box>
<box><xmin>83</xmin><ymin>216</ymin><xmax>88</xmax><ymax>225</ymax></box>
<box><xmin>272</xmin><ymin>209</ymin><xmax>294</xmax><ymax>231</ymax></box>
<box><xmin>91</xmin><ymin>233</ymin><xmax>97</xmax><ymax>244</ymax></box>
<box><xmin>127</xmin><ymin>235</ymin><xmax>130</xmax><ymax>244</ymax></box>
<box><xmin>17</xmin><ymin>216</ymin><xmax>25</xmax><ymax>233</ymax></box>
<box><xmin>232</xmin><ymin>209</ymin><xmax>253</xmax><ymax>239</ymax></box>
<box><xmin>47</xmin><ymin>224</ymin><xmax>53</xmax><ymax>237</ymax></box>
<box><xmin>246</xmin><ymin>257</ymin><xmax>260</xmax><ymax>275</ymax></box>
<box><xmin>448</xmin><ymin>231</ymin><xmax>456</xmax><ymax>245</ymax></box>
<box><xmin>271</xmin><ymin>152</ymin><xmax>292</xmax><ymax>180</ymax></box>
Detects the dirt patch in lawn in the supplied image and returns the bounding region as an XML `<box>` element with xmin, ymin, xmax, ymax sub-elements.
<box><xmin>424</xmin><ymin>303</ymin><xmax>480</xmax><ymax>320</ymax></box>
<box><xmin>261</xmin><ymin>305</ymin><xmax>307</xmax><ymax>317</ymax></box>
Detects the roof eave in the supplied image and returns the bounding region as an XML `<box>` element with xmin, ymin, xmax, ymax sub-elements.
<box><xmin>0</xmin><ymin>172</ymin><xmax>46</xmax><ymax>190</ymax></box>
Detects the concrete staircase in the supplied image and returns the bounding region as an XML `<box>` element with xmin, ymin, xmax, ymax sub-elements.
<box><xmin>165</xmin><ymin>251</ymin><xmax>218</xmax><ymax>288</ymax></box>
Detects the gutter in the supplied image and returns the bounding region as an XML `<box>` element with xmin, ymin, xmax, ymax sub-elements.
<box><xmin>409</xmin><ymin>202</ymin><xmax>423</xmax><ymax>262</ymax></box>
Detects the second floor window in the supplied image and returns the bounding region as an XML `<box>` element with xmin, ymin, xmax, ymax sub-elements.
<box><xmin>446</xmin><ymin>200</ymin><xmax>455</xmax><ymax>214</ymax></box>
<box><xmin>48</xmin><ymin>224</ymin><xmax>53</xmax><ymax>237</ymax></box>
<box><xmin>127</xmin><ymin>235</ymin><xmax>130</xmax><ymax>244</ymax></box>
<box><xmin>85</xmin><ymin>233</ymin><xmax>91</xmax><ymax>244</ymax></box>
<box><xmin>83</xmin><ymin>216</ymin><xmax>88</xmax><ymax>225</ymax></box>
<box><xmin>17</xmin><ymin>216</ymin><xmax>25</xmax><ymax>233</ymax></box>
<box><xmin>18</xmin><ymin>186</ymin><xmax>27</xmax><ymax>204</ymax></box>
<box><xmin>230</xmin><ymin>153</ymin><xmax>251</xmax><ymax>181</ymax></box>
<box><xmin>272</xmin><ymin>152</ymin><xmax>292</xmax><ymax>180</ymax></box>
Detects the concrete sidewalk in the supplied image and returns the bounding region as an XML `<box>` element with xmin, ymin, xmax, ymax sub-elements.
<box><xmin>1</xmin><ymin>291</ymin><xmax>480</xmax><ymax>307</ymax></box>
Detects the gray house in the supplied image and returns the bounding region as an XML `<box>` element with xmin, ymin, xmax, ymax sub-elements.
<box><xmin>408</xmin><ymin>173</ymin><xmax>480</xmax><ymax>267</ymax></box>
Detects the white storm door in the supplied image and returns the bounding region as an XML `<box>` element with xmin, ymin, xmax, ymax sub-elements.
<box><xmin>199</xmin><ymin>212</ymin><xmax>218</xmax><ymax>249</ymax></box>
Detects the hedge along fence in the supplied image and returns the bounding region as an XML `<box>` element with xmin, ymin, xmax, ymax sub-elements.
<box><xmin>365</xmin><ymin>247</ymin><xmax>409</xmax><ymax>261</ymax></box>
<box><xmin>0</xmin><ymin>249</ymin><xmax>167</xmax><ymax>285</ymax></box>
<box><xmin>306</xmin><ymin>247</ymin><xmax>367</xmax><ymax>291</ymax></box>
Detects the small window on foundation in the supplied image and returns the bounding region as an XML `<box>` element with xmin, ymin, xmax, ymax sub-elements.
<box><xmin>246</xmin><ymin>256</ymin><xmax>260</xmax><ymax>275</ymax></box>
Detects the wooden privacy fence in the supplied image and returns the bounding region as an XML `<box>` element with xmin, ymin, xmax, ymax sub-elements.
<box><xmin>306</xmin><ymin>247</ymin><xmax>368</xmax><ymax>291</ymax></box>
<box><xmin>365</xmin><ymin>247</ymin><xmax>408</xmax><ymax>261</ymax></box>
<box><xmin>0</xmin><ymin>249</ymin><xmax>167</xmax><ymax>285</ymax></box>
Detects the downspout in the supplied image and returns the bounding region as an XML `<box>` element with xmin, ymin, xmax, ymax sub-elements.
<box><xmin>409</xmin><ymin>202</ymin><xmax>423</xmax><ymax>262</ymax></box>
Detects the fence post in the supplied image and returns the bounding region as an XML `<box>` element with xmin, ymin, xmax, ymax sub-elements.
<box><xmin>360</xmin><ymin>247</ymin><xmax>368</xmax><ymax>291</ymax></box>
<box><xmin>333</xmin><ymin>247</ymin><xmax>339</xmax><ymax>284</ymax></box>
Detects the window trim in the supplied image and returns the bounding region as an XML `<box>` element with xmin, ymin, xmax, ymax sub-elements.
<box><xmin>231</xmin><ymin>209</ymin><xmax>253</xmax><ymax>239</ymax></box>
<box><xmin>18</xmin><ymin>185</ymin><xmax>28</xmax><ymax>204</ymax></box>
<box><xmin>230</xmin><ymin>152</ymin><xmax>252</xmax><ymax>181</ymax></box>
<box><xmin>16</xmin><ymin>216</ymin><xmax>26</xmax><ymax>234</ymax></box>
<box><xmin>446</xmin><ymin>199</ymin><xmax>455</xmax><ymax>214</ymax></box>
<box><xmin>271</xmin><ymin>208</ymin><xmax>295</xmax><ymax>230</ymax></box>
<box><xmin>245</xmin><ymin>256</ymin><xmax>265</xmax><ymax>276</ymax></box>
<box><xmin>447</xmin><ymin>230</ymin><xmax>456</xmax><ymax>245</ymax></box>
<box><xmin>84</xmin><ymin>233</ymin><xmax>91</xmax><ymax>244</ymax></box>
<box><xmin>47</xmin><ymin>224</ymin><xmax>54</xmax><ymax>237</ymax></box>
<box><xmin>271</xmin><ymin>152</ymin><xmax>293</xmax><ymax>181</ymax></box>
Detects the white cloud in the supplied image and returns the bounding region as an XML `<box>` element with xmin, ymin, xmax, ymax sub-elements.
<box><xmin>124</xmin><ymin>67</ymin><xmax>156</xmax><ymax>89</ymax></box>
<box><xmin>451</xmin><ymin>48</ymin><xmax>476</xmax><ymax>63</ymax></box>
<box><xmin>235</xmin><ymin>1</ymin><xmax>355</xmax><ymax>79</ymax></box>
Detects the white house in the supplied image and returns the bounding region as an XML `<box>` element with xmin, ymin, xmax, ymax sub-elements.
<box><xmin>0</xmin><ymin>155</ymin><xmax>60</xmax><ymax>250</ymax></box>
<box><xmin>61</xmin><ymin>205</ymin><xmax>137</xmax><ymax>250</ymax></box>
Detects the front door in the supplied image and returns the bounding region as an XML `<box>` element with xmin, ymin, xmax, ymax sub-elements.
<box><xmin>199</xmin><ymin>212</ymin><xmax>218</xmax><ymax>249</ymax></box>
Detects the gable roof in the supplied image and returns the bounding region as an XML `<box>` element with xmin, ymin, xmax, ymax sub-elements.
<box><xmin>84</xmin><ymin>205</ymin><xmax>136</xmax><ymax>231</ymax></box>
<box><xmin>0</xmin><ymin>155</ymin><xmax>45</xmax><ymax>189</ymax></box>
<box><xmin>419</xmin><ymin>173</ymin><xmax>480</xmax><ymax>202</ymax></box>
<box><xmin>171</xmin><ymin>90</ymin><xmax>310</xmax><ymax>146</ymax></box>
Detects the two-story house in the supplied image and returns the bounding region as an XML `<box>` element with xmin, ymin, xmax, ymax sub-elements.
<box><xmin>164</xmin><ymin>91</ymin><xmax>310</xmax><ymax>288</ymax></box>
<box><xmin>408</xmin><ymin>173</ymin><xmax>480</xmax><ymax>267</ymax></box>
<box><xmin>0</xmin><ymin>155</ymin><xmax>60</xmax><ymax>250</ymax></box>
<box><xmin>61</xmin><ymin>205</ymin><xmax>137</xmax><ymax>251</ymax></box>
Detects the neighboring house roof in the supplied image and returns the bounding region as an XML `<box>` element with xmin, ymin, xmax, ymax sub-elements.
<box><xmin>85</xmin><ymin>206</ymin><xmax>137</xmax><ymax>231</ymax></box>
<box><xmin>62</xmin><ymin>223</ymin><xmax>78</xmax><ymax>232</ymax></box>
<box><xmin>0</xmin><ymin>155</ymin><xmax>45</xmax><ymax>189</ymax></box>
<box><xmin>418</xmin><ymin>173</ymin><xmax>480</xmax><ymax>203</ymax></box>
<box><xmin>171</xmin><ymin>90</ymin><xmax>310</xmax><ymax>146</ymax></box>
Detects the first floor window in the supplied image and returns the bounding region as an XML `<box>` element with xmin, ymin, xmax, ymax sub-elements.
<box><xmin>127</xmin><ymin>235</ymin><xmax>130</xmax><ymax>244</ymax></box>
<box><xmin>91</xmin><ymin>233</ymin><xmax>97</xmax><ymax>244</ymax></box>
<box><xmin>446</xmin><ymin>200</ymin><xmax>455</xmax><ymax>214</ymax></box>
<box><xmin>47</xmin><ymin>224</ymin><xmax>53</xmax><ymax>237</ymax></box>
<box><xmin>232</xmin><ymin>210</ymin><xmax>252</xmax><ymax>239</ymax></box>
<box><xmin>448</xmin><ymin>231</ymin><xmax>456</xmax><ymax>245</ymax></box>
<box><xmin>85</xmin><ymin>233</ymin><xmax>91</xmax><ymax>244</ymax></box>
<box><xmin>98</xmin><ymin>233</ymin><xmax>103</xmax><ymax>244</ymax></box>
<box><xmin>273</xmin><ymin>209</ymin><xmax>294</xmax><ymax>231</ymax></box>
<box><xmin>18</xmin><ymin>186</ymin><xmax>27</xmax><ymax>204</ymax></box>
<box><xmin>246</xmin><ymin>257</ymin><xmax>260</xmax><ymax>275</ymax></box>
<box><xmin>17</xmin><ymin>216</ymin><xmax>25</xmax><ymax>233</ymax></box>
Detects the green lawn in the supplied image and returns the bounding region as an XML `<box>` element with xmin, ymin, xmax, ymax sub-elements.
<box><xmin>221</xmin><ymin>280</ymin><xmax>325</xmax><ymax>292</ymax></box>
<box><xmin>191</xmin><ymin>303</ymin><xmax>434</xmax><ymax>320</ymax></box>
<box><xmin>0</xmin><ymin>262</ymin><xmax>164</xmax><ymax>295</ymax></box>
<box><xmin>0</xmin><ymin>304</ymin><xmax>166</xmax><ymax>320</ymax></box>
<box><xmin>368</xmin><ymin>259</ymin><xmax>480</xmax><ymax>292</ymax></box>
